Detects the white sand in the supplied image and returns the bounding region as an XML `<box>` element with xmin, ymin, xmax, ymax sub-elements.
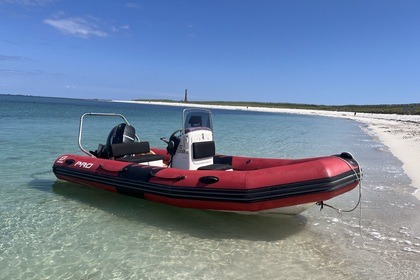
<box><xmin>352</xmin><ymin>113</ymin><xmax>420</xmax><ymax>200</ymax></box>
<box><xmin>115</xmin><ymin>100</ymin><xmax>420</xmax><ymax>199</ymax></box>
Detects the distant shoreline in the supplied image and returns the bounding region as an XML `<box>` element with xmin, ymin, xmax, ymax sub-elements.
<box><xmin>2</xmin><ymin>94</ymin><xmax>418</xmax><ymax>114</ymax></box>
<box><xmin>132</xmin><ymin>99</ymin><xmax>420</xmax><ymax>115</ymax></box>
<box><xmin>115</xmin><ymin>99</ymin><xmax>420</xmax><ymax>200</ymax></box>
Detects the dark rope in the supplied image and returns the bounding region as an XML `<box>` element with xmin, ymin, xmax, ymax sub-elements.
<box><xmin>317</xmin><ymin>153</ymin><xmax>365</xmax><ymax>241</ymax></box>
<box><xmin>316</xmin><ymin>183</ymin><xmax>362</xmax><ymax>213</ymax></box>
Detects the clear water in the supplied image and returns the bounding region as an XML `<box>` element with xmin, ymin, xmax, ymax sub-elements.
<box><xmin>0</xmin><ymin>95</ymin><xmax>419</xmax><ymax>279</ymax></box>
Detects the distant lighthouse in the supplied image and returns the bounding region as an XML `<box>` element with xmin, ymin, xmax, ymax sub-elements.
<box><xmin>184</xmin><ymin>89</ymin><xmax>188</xmax><ymax>102</ymax></box>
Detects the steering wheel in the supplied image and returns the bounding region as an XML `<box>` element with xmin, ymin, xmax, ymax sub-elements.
<box><xmin>166</xmin><ymin>129</ymin><xmax>182</xmax><ymax>155</ymax></box>
<box><xmin>169</xmin><ymin>129</ymin><xmax>182</xmax><ymax>141</ymax></box>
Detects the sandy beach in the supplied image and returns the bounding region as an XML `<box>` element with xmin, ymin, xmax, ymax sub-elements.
<box><xmin>118</xmin><ymin>100</ymin><xmax>420</xmax><ymax>199</ymax></box>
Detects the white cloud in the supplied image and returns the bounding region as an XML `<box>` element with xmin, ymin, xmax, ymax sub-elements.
<box><xmin>126</xmin><ymin>2</ymin><xmax>141</xmax><ymax>9</ymax></box>
<box><xmin>44</xmin><ymin>16</ymin><xmax>108</xmax><ymax>38</ymax></box>
<box><xmin>0</xmin><ymin>0</ymin><xmax>55</xmax><ymax>6</ymax></box>
<box><xmin>0</xmin><ymin>55</ymin><xmax>30</xmax><ymax>61</ymax></box>
<box><xmin>0</xmin><ymin>68</ymin><xmax>42</xmax><ymax>76</ymax></box>
<box><xmin>111</xmin><ymin>24</ymin><xmax>130</xmax><ymax>33</ymax></box>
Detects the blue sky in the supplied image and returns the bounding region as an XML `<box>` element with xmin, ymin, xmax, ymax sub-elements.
<box><xmin>1</xmin><ymin>0</ymin><xmax>419</xmax><ymax>105</ymax></box>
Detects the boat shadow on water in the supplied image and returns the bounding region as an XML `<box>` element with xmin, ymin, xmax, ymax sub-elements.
<box><xmin>28</xmin><ymin>177</ymin><xmax>308</xmax><ymax>242</ymax></box>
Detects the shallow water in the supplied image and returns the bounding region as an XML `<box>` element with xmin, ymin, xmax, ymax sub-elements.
<box><xmin>0</xmin><ymin>95</ymin><xmax>419</xmax><ymax>279</ymax></box>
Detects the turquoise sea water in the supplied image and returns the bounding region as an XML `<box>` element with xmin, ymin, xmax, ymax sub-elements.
<box><xmin>0</xmin><ymin>95</ymin><xmax>419</xmax><ymax>279</ymax></box>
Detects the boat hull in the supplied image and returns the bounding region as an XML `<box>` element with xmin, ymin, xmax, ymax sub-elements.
<box><xmin>52</xmin><ymin>151</ymin><xmax>361</xmax><ymax>215</ymax></box>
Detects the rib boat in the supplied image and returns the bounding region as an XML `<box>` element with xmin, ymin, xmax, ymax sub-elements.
<box><xmin>52</xmin><ymin>108</ymin><xmax>361</xmax><ymax>215</ymax></box>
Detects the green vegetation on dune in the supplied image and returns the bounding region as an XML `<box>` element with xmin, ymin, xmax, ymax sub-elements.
<box><xmin>133</xmin><ymin>99</ymin><xmax>420</xmax><ymax>115</ymax></box>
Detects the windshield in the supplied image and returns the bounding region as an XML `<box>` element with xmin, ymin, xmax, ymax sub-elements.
<box><xmin>183</xmin><ymin>108</ymin><xmax>213</xmax><ymax>133</ymax></box>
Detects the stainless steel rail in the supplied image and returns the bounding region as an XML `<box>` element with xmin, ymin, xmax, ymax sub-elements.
<box><xmin>78</xmin><ymin>112</ymin><xmax>140</xmax><ymax>157</ymax></box>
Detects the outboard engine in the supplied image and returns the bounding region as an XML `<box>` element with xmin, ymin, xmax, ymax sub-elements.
<box><xmin>94</xmin><ymin>123</ymin><xmax>136</xmax><ymax>159</ymax></box>
<box><xmin>106</xmin><ymin>123</ymin><xmax>136</xmax><ymax>146</ymax></box>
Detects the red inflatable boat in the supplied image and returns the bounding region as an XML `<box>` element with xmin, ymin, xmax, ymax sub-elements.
<box><xmin>53</xmin><ymin>109</ymin><xmax>362</xmax><ymax>215</ymax></box>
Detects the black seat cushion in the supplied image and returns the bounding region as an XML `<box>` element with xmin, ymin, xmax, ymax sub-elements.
<box><xmin>111</xmin><ymin>142</ymin><xmax>151</xmax><ymax>158</ymax></box>
<box><xmin>192</xmin><ymin>141</ymin><xmax>215</xmax><ymax>159</ymax></box>
<box><xmin>110</xmin><ymin>142</ymin><xmax>165</xmax><ymax>163</ymax></box>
